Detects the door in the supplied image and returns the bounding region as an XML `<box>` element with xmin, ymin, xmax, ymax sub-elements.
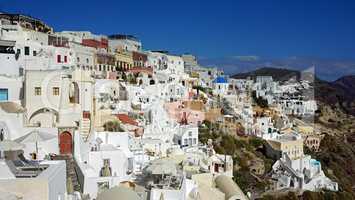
<box><xmin>59</xmin><ymin>131</ymin><xmax>72</xmax><ymax>154</ymax></box>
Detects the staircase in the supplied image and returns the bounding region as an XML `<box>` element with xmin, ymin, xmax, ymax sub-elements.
<box><xmin>51</xmin><ymin>154</ymin><xmax>81</xmax><ymax>192</ymax></box>
<box><xmin>80</xmin><ymin>118</ymin><xmax>91</xmax><ymax>136</ymax></box>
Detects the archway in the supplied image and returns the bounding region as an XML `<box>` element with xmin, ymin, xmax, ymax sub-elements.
<box><xmin>29</xmin><ymin>107</ymin><xmax>59</xmax><ymax>123</ymax></box>
<box><xmin>59</xmin><ymin>131</ymin><xmax>72</xmax><ymax>154</ymax></box>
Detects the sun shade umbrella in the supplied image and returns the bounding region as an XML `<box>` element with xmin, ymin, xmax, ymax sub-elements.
<box><xmin>15</xmin><ymin>130</ymin><xmax>56</xmax><ymax>143</ymax></box>
<box><xmin>145</xmin><ymin>158</ymin><xmax>178</xmax><ymax>175</ymax></box>
<box><xmin>15</xmin><ymin>130</ymin><xmax>56</xmax><ymax>158</ymax></box>
<box><xmin>0</xmin><ymin>140</ymin><xmax>25</xmax><ymax>151</ymax></box>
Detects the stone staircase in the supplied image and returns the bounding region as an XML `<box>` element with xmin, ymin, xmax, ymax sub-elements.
<box><xmin>51</xmin><ymin>154</ymin><xmax>81</xmax><ymax>193</ymax></box>
<box><xmin>80</xmin><ymin>118</ymin><xmax>91</xmax><ymax>136</ymax></box>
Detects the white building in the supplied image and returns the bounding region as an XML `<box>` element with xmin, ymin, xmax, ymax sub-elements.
<box><xmin>108</xmin><ymin>34</ymin><xmax>141</xmax><ymax>52</ymax></box>
<box><xmin>276</xmin><ymin>97</ymin><xmax>317</xmax><ymax>116</ymax></box>
<box><xmin>0</xmin><ymin>75</ymin><xmax>22</xmax><ymax>102</ymax></box>
<box><xmin>147</xmin><ymin>51</ymin><xmax>184</xmax><ymax>75</ymax></box>
<box><xmin>212</xmin><ymin>76</ymin><xmax>229</xmax><ymax>96</ymax></box>
<box><xmin>0</xmin><ymin>20</ymin><xmax>75</xmax><ymax>72</ymax></box>
<box><xmin>74</xmin><ymin>131</ymin><xmax>133</xmax><ymax>199</ymax></box>
<box><xmin>0</xmin><ymin>40</ymin><xmax>21</xmax><ymax>77</ymax></box>
<box><xmin>173</xmin><ymin>125</ymin><xmax>199</xmax><ymax>149</ymax></box>
<box><xmin>272</xmin><ymin>153</ymin><xmax>338</xmax><ymax>192</ymax></box>
<box><xmin>0</xmin><ymin>159</ymin><xmax>67</xmax><ymax>200</ymax></box>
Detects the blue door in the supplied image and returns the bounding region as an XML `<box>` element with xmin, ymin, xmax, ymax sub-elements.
<box><xmin>0</xmin><ymin>89</ymin><xmax>8</xmax><ymax>101</ymax></box>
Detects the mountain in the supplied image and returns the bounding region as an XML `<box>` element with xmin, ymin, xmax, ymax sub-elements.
<box><xmin>332</xmin><ymin>75</ymin><xmax>355</xmax><ymax>97</ymax></box>
<box><xmin>199</xmin><ymin>56</ymin><xmax>355</xmax><ymax>81</ymax></box>
<box><xmin>232</xmin><ymin>67</ymin><xmax>355</xmax><ymax>115</ymax></box>
<box><xmin>321</xmin><ymin>75</ymin><xmax>355</xmax><ymax>115</ymax></box>
<box><xmin>231</xmin><ymin>67</ymin><xmax>302</xmax><ymax>82</ymax></box>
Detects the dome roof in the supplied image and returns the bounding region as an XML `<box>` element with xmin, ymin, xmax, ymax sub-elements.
<box><xmin>213</xmin><ymin>76</ymin><xmax>228</xmax><ymax>84</ymax></box>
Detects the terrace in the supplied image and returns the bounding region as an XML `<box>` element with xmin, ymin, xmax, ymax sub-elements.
<box><xmin>2</xmin><ymin>151</ymin><xmax>49</xmax><ymax>178</ymax></box>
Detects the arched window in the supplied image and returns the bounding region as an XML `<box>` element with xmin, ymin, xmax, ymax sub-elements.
<box><xmin>69</xmin><ymin>82</ymin><xmax>80</xmax><ymax>104</ymax></box>
<box><xmin>0</xmin><ymin>129</ymin><xmax>4</xmax><ymax>141</ymax></box>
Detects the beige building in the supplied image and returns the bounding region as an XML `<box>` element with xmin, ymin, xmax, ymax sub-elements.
<box><xmin>295</xmin><ymin>123</ymin><xmax>322</xmax><ymax>152</ymax></box>
<box><xmin>24</xmin><ymin>69</ymin><xmax>95</xmax><ymax>154</ymax></box>
<box><xmin>304</xmin><ymin>135</ymin><xmax>322</xmax><ymax>152</ymax></box>
<box><xmin>266</xmin><ymin>133</ymin><xmax>304</xmax><ymax>160</ymax></box>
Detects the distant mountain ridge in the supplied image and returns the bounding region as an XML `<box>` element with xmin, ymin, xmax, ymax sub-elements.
<box><xmin>231</xmin><ymin>67</ymin><xmax>302</xmax><ymax>82</ymax></box>
<box><xmin>199</xmin><ymin>56</ymin><xmax>355</xmax><ymax>81</ymax></box>
<box><xmin>232</xmin><ymin>67</ymin><xmax>355</xmax><ymax>115</ymax></box>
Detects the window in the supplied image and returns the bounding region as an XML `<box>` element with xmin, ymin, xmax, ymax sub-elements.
<box><xmin>24</xmin><ymin>46</ymin><xmax>30</xmax><ymax>55</ymax></box>
<box><xmin>193</xmin><ymin>138</ymin><xmax>197</xmax><ymax>145</ymax></box>
<box><xmin>0</xmin><ymin>88</ymin><xmax>8</xmax><ymax>101</ymax></box>
<box><xmin>77</xmin><ymin>57</ymin><xmax>80</xmax><ymax>62</ymax></box>
<box><xmin>64</xmin><ymin>56</ymin><xmax>67</xmax><ymax>63</ymax></box>
<box><xmin>34</xmin><ymin>87</ymin><xmax>41</xmax><ymax>96</ymax></box>
<box><xmin>33</xmin><ymin>50</ymin><xmax>37</xmax><ymax>56</ymax></box>
<box><xmin>86</xmin><ymin>58</ymin><xmax>89</xmax><ymax>63</ymax></box>
<box><xmin>16</xmin><ymin>49</ymin><xmax>21</xmax><ymax>55</ymax></box>
<box><xmin>57</xmin><ymin>55</ymin><xmax>61</xmax><ymax>63</ymax></box>
<box><xmin>100</xmin><ymin>158</ymin><xmax>112</xmax><ymax>177</ymax></box>
<box><xmin>53</xmin><ymin>87</ymin><xmax>59</xmax><ymax>96</ymax></box>
<box><xmin>103</xmin><ymin>159</ymin><xmax>110</xmax><ymax>166</ymax></box>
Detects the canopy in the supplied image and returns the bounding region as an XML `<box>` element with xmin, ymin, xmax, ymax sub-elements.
<box><xmin>97</xmin><ymin>186</ymin><xmax>141</xmax><ymax>200</ymax></box>
<box><xmin>0</xmin><ymin>140</ymin><xmax>25</xmax><ymax>151</ymax></box>
<box><xmin>15</xmin><ymin>130</ymin><xmax>56</xmax><ymax>143</ymax></box>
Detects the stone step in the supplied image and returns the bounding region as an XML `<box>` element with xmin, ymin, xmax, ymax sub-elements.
<box><xmin>51</xmin><ymin>155</ymin><xmax>81</xmax><ymax>193</ymax></box>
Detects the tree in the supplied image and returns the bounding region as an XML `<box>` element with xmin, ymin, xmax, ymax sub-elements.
<box><xmin>220</xmin><ymin>135</ymin><xmax>237</xmax><ymax>155</ymax></box>
<box><xmin>127</xmin><ymin>73</ymin><xmax>137</xmax><ymax>84</ymax></box>
<box><xmin>103</xmin><ymin>120</ymin><xmax>124</xmax><ymax>132</ymax></box>
<box><xmin>249</xmin><ymin>137</ymin><xmax>264</xmax><ymax>148</ymax></box>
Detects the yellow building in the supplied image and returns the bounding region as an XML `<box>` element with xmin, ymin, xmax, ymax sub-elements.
<box><xmin>297</xmin><ymin>125</ymin><xmax>317</xmax><ymax>136</ymax></box>
<box><xmin>115</xmin><ymin>50</ymin><xmax>133</xmax><ymax>70</ymax></box>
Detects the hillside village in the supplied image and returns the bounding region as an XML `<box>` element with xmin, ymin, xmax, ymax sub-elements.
<box><xmin>0</xmin><ymin>13</ymin><xmax>343</xmax><ymax>200</ymax></box>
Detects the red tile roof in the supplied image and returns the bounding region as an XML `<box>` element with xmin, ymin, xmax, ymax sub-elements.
<box><xmin>127</xmin><ymin>67</ymin><xmax>153</xmax><ymax>75</ymax></box>
<box><xmin>116</xmin><ymin>114</ymin><xmax>138</xmax><ymax>126</ymax></box>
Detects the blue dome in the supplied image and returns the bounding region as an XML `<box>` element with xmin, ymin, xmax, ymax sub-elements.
<box><xmin>213</xmin><ymin>76</ymin><xmax>228</xmax><ymax>84</ymax></box>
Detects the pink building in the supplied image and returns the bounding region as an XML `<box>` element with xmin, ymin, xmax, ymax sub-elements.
<box><xmin>164</xmin><ymin>101</ymin><xmax>205</xmax><ymax>126</ymax></box>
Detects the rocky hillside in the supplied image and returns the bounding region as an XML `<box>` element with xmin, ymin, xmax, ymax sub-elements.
<box><xmin>232</xmin><ymin>67</ymin><xmax>355</xmax><ymax>198</ymax></box>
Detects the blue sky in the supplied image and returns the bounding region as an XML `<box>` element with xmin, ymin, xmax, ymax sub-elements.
<box><xmin>1</xmin><ymin>0</ymin><xmax>355</xmax><ymax>60</ymax></box>
<box><xmin>0</xmin><ymin>0</ymin><xmax>355</xmax><ymax>80</ymax></box>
